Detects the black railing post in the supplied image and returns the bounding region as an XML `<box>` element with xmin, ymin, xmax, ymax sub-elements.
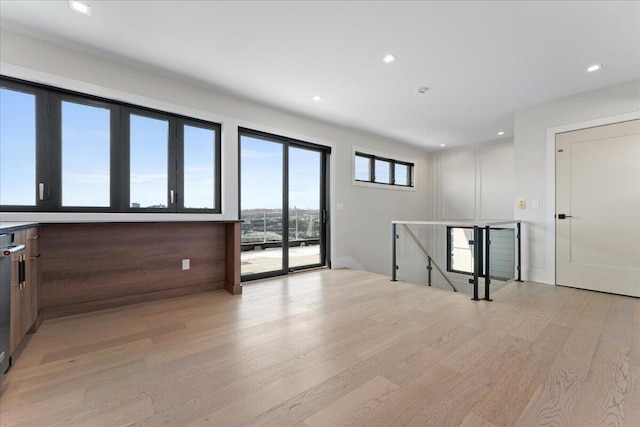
<box><xmin>472</xmin><ymin>226</ymin><xmax>480</xmax><ymax>301</ymax></box>
<box><xmin>391</xmin><ymin>223</ymin><xmax>397</xmax><ymax>281</ymax></box>
<box><xmin>516</xmin><ymin>222</ymin><xmax>523</xmax><ymax>282</ymax></box>
<box><xmin>484</xmin><ymin>226</ymin><xmax>492</xmax><ymax>301</ymax></box>
<box><xmin>427</xmin><ymin>257</ymin><xmax>432</xmax><ymax>286</ymax></box>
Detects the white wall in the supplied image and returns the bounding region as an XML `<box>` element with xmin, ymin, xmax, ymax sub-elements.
<box><xmin>433</xmin><ymin>141</ymin><xmax>515</xmax><ymax>221</ymax></box>
<box><xmin>0</xmin><ymin>29</ymin><xmax>432</xmax><ymax>276</ymax></box>
<box><xmin>514</xmin><ymin>79</ymin><xmax>640</xmax><ymax>284</ymax></box>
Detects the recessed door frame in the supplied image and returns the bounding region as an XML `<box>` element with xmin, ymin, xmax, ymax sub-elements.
<box><xmin>543</xmin><ymin>110</ymin><xmax>640</xmax><ymax>286</ymax></box>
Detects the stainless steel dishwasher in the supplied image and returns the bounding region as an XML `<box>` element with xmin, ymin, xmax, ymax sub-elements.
<box><xmin>1</xmin><ymin>233</ymin><xmax>26</xmax><ymax>380</ymax></box>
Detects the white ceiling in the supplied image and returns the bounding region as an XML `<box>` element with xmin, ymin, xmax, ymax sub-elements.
<box><xmin>1</xmin><ymin>1</ymin><xmax>639</xmax><ymax>150</ymax></box>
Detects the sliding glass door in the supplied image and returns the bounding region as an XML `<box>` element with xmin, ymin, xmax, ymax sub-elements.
<box><xmin>240</xmin><ymin>133</ymin><xmax>286</xmax><ymax>277</ymax></box>
<box><xmin>288</xmin><ymin>146</ymin><xmax>322</xmax><ymax>269</ymax></box>
<box><xmin>240</xmin><ymin>129</ymin><xmax>329</xmax><ymax>280</ymax></box>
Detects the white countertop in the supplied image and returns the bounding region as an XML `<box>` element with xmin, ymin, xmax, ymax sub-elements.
<box><xmin>0</xmin><ymin>222</ymin><xmax>39</xmax><ymax>232</ymax></box>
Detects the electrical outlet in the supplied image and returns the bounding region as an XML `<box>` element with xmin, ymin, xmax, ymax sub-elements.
<box><xmin>182</xmin><ymin>259</ymin><xmax>190</xmax><ymax>270</ymax></box>
<box><xmin>518</xmin><ymin>198</ymin><xmax>526</xmax><ymax>209</ymax></box>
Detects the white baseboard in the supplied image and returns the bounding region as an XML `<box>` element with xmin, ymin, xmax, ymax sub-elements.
<box><xmin>525</xmin><ymin>268</ymin><xmax>554</xmax><ymax>285</ymax></box>
<box><xmin>332</xmin><ymin>256</ymin><xmax>365</xmax><ymax>271</ymax></box>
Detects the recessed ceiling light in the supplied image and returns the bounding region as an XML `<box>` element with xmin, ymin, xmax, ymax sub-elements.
<box><xmin>440</xmin><ymin>144</ymin><xmax>446</xmax><ymax>147</ymax></box>
<box><xmin>312</xmin><ymin>95</ymin><xmax>323</xmax><ymax>102</ymax></box>
<box><xmin>497</xmin><ymin>131</ymin><xmax>505</xmax><ymax>136</ymax></box>
<box><xmin>587</xmin><ymin>64</ymin><xmax>602</xmax><ymax>72</ymax></box>
<box><xmin>382</xmin><ymin>54</ymin><xmax>397</xmax><ymax>63</ymax></box>
<box><xmin>69</xmin><ymin>0</ymin><xmax>91</xmax><ymax>15</ymax></box>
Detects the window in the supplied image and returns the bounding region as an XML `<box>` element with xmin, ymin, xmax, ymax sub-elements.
<box><xmin>128</xmin><ymin>112</ymin><xmax>170</xmax><ymax>209</ymax></box>
<box><xmin>181</xmin><ymin>122</ymin><xmax>218</xmax><ymax>210</ymax></box>
<box><xmin>354</xmin><ymin>154</ymin><xmax>370</xmax><ymax>181</ymax></box>
<box><xmin>354</xmin><ymin>151</ymin><xmax>414</xmax><ymax>187</ymax></box>
<box><xmin>395</xmin><ymin>163</ymin><xmax>409</xmax><ymax>186</ymax></box>
<box><xmin>61</xmin><ymin>99</ymin><xmax>112</xmax><ymax>207</ymax></box>
<box><xmin>447</xmin><ymin>227</ymin><xmax>476</xmax><ymax>275</ymax></box>
<box><xmin>0</xmin><ymin>86</ymin><xmax>38</xmax><ymax>207</ymax></box>
<box><xmin>374</xmin><ymin>159</ymin><xmax>391</xmax><ymax>184</ymax></box>
<box><xmin>446</xmin><ymin>227</ymin><xmax>515</xmax><ymax>281</ymax></box>
<box><xmin>0</xmin><ymin>76</ymin><xmax>221</xmax><ymax>213</ymax></box>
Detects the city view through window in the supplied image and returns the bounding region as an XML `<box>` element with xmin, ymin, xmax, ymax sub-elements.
<box><xmin>240</xmin><ymin>135</ymin><xmax>324</xmax><ymax>276</ymax></box>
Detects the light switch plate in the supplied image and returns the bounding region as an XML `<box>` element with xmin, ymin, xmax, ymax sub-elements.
<box><xmin>182</xmin><ymin>259</ymin><xmax>190</xmax><ymax>270</ymax></box>
<box><xmin>336</xmin><ymin>203</ymin><xmax>344</xmax><ymax>210</ymax></box>
<box><xmin>531</xmin><ymin>199</ymin><xmax>540</xmax><ymax>209</ymax></box>
<box><xmin>518</xmin><ymin>198</ymin><xmax>526</xmax><ymax>209</ymax></box>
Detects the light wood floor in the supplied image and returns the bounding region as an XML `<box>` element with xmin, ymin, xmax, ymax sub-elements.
<box><xmin>1</xmin><ymin>269</ymin><xmax>638</xmax><ymax>426</ymax></box>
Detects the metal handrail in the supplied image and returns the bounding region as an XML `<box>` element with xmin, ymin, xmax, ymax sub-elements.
<box><xmin>392</xmin><ymin>220</ymin><xmax>522</xmax><ymax>227</ymax></box>
<box><xmin>391</xmin><ymin>220</ymin><xmax>523</xmax><ymax>301</ymax></box>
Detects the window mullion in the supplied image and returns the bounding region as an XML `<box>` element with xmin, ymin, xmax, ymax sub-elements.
<box><xmin>121</xmin><ymin>109</ymin><xmax>131</xmax><ymax>211</ymax></box>
<box><xmin>48</xmin><ymin>93</ymin><xmax>62</xmax><ymax>211</ymax></box>
<box><xmin>391</xmin><ymin>160</ymin><xmax>396</xmax><ymax>185</ymax></box>
<box><xmin>169</xmin><ymin>117</ymin><xmax>178</xmax><ymax>213</ymax></box>
<box><xmin>370</xmin><ymin>156</ymin><xmax>375</xmax><ymax>182</ymax></box>
<box><xmin>175</xmin><ymin>119</ymin><xmax>185</xmax><ymax>213</ymax></box>
<box><xmin>110</xmin><ymin>105</ymin><xmax>122</xmax><ymax>212</ymax></box>
<box><xmin>36</xmin><ymin>90</ymin><xmax>50</xmax><ymax>211</ymax></box>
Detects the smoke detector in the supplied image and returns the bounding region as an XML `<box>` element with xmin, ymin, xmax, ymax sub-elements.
<box><xmin>415</xmin><ymin>87</ymin><xmax>430</xmax><ymax>95</ymax></box>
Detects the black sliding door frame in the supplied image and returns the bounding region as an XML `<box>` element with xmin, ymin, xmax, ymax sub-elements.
<box><xmin>239</xmin><ymin>128</ymin><xmax>331</xmax><ymax>282</ymax></box>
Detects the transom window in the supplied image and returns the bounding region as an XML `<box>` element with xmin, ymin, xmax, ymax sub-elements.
<box><xmin>354</xmin><ymin>151</ymin><xmax>414</xmax><ymax>187</ymax></box>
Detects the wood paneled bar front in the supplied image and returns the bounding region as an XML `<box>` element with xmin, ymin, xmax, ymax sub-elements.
<box><xmin>39</xmin><ymin>221</ymin><xmax>242</xmax><ymax>319</ymax></box>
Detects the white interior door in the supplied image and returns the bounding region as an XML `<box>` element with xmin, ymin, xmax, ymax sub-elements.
<box><xmin>556</xmin><ymin>119</ymin><xmax>640</xmax><ymax>297</ymax></box>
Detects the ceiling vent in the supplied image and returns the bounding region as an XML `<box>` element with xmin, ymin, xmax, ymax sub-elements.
<box><xmin>415</xmin><ymin>87</ymin><xmax>430</xmax><ymax>95</ymax></box>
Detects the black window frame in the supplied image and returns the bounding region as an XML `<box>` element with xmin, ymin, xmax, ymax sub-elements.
<box><xmin>54</xmin><ymin>92</ymin><xmax>121</xmax><ymax>212</ymax></box>
<box><xmin>446</xmin><ymin>226</ymin><xmax>511</xmax><ymax>279</ymax></box>
<box><xmin>354</xmin><ymin>151</ymin><xmax>414</xmax><ymax>187</ymax></box>
<box><xmin>123</xmin><ymin>107</ymin><xmax>176</xmax><ymax>213</ymax></box>
<box><xmin>177</xmin><ymin>117</ymin><xmax>222</xmax><ymax>213</ymax></box>
<box><xmin>0</xmin><ymin>79</ymin><xmax>49</xmax><ymax>212</ymax></box>
<box><xmin>0</xmin><ymin>75</ymin><xmax>222</xmax><ymax>214</ymax></box>
<box><xmin>446</xmin><ymin>226</ymin><xmax>482</xmax><ymax>277</ymax></box>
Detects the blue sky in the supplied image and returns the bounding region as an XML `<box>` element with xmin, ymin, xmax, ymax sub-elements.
<box><xmin>129</xmin><ymin>114</ymin><xmax>215</xmax><ymax>208</ymax></box>
<box><xmin>1</xmin><ymin>88</ymin><xmax>36</xmax><ymax>206</ymax></box>
<box><xmin>240</xmin><ymin>135</ymin><xmax>320</xmax><ymax>211</ymax></box>
<box><xmin>1</xmin><ymin>87</ymin><xmax>216</xmax><ymax>209</ymax></box>
<box><xmin>62</xmin><ymin>100</ymin><xmax>110</xmax><ymax>207</ymax></box>
<box><xmin>183</xmin><ymin>125</ymin><xmax>215</xmax><ymax>209</ymax></box>
<box><xmin>129</xmin><ymin>114</ymin><xmax>169</xmax><ymax>207</ymax></box>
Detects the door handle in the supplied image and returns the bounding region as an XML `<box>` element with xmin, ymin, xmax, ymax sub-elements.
<box><xmin>18</xmin><ymin>254</ymin><xmax>26</xmax><ymax>287</ymax></box>
<box><xmin>557</xmin><ymin>214</ymin><xmax>573</xmax><ymax>219</ymax></box>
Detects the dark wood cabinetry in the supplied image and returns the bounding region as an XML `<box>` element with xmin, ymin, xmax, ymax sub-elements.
<box><xmin>9</xmin><ymin>226</ymin><xmax>40</xmax><ymax>355</ymax></box>
<box><xmin>40</xmin><ymin>221</ymin><xmax>241</xmax><ymax>319</ymax></box>
<box><xmin>3</xmin><ymin>220</ymin><xmax>240</xmax><ymax>374</ymax></box>
<box><xmin>25</xmin><ymin>227</ymin><xmax>40</xmax><ymax>333</ymax></box>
